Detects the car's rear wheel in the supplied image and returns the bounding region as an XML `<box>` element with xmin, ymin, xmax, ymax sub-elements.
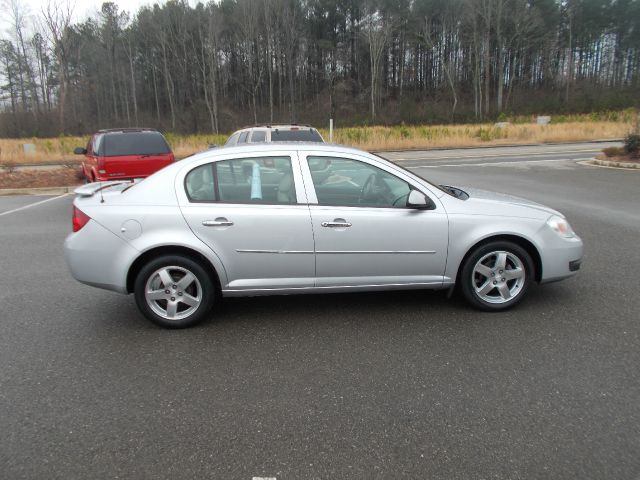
<box><xmin>134</xmin><ymin>255</ymin><xmax>215</xmax><ymax>328</ymax></box>
<box><xmin>460</xmin><ymin>241</ymin><xmax>534</xmax><ymax>311</ymax></box>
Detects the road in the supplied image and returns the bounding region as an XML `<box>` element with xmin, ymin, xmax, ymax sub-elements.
<box><xmin>1</xmin><ymin>142</ymin><xmax>639</xmax><ymax>479</ymax></box>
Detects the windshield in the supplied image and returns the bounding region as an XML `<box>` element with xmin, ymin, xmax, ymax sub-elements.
<box><xmin>101</xmin><ymin>132</ymin><xmax>171</xmax><ymax>157</ymax></box>
<box><xmin>270</xmin><ymin>129</ymin><xmax>323</xmax><ymax>142</ymax></box>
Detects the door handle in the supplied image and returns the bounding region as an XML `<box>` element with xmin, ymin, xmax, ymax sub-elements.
<box><xmin>202</xmin><ymin>219</ymin><xmax>234</xmax><ymax>227</ymax></box>
<box><xmin>321</xmin><ymin>221</ymin><xmax>352</xmax><ymax>228</ymax></box>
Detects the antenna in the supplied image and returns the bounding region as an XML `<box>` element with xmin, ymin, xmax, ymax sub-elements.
<box><xmin>99</xmin><ymin>180</ymin><xmax>105</xmax><ymax>203</ymax></box>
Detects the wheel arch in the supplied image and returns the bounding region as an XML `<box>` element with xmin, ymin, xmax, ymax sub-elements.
<box><xmin>126</xmin><ymin>245</ymin><xmax>222</xmax><ymax>294</ymax></box>
<box><xmin>455</xmin><ymin>234</ymin><xmax>542</xmax><ymax>284</ymax></box>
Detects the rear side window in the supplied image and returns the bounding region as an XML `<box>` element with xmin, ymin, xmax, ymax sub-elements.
<box><xmin>184</xmin><ymin>157</ymin><xmax>296</xmax><ymax>204</ymax></box>
<box><xmin>250</xmin><ymin>131</ymin><xmax>266</xmax><ymax>142</ymax></box>
<box><xmin>270</xmin><ymin>129</ymin><xmax>323</xmax><ymax>142</ymax></box>
<box><xmin>101</xmin><ymin>132</ymin><xmax>171</xmax><ymax>157</ymax></box>
<box><xmin>185</xmin><ymin>164</ymin><xmax>215</xmax><ymax>202</ymax></box>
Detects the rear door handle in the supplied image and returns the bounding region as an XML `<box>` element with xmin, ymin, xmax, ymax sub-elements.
<box><xmin>321</xmin><ymin>221</ymin><xmax>352</xmax><ymax>228</ymax></box>
<box><xmin>202</xmin><ymin>219</ymin><xmax>234</xmax><ymax>227</ymax></box>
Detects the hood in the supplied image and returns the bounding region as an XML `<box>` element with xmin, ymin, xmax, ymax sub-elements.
<box><xmin>445</xmin><ymin>185</ymin><xmax>562</xmax><ymax>218</ymax></box>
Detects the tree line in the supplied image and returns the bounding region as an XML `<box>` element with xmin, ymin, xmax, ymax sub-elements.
<box><xmin>1</xmin><ymin>0</ymin><xmax>639</xmax><ymax>137</ymax></box>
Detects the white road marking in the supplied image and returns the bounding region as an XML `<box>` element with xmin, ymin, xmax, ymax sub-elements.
<box><xmin>252</xmin><ymin>477</ymin><xmax>276</xmax><ymax>480</ymax></box>
<box><xmin>0</xmin><ymin>193</ymin><xmax>69</xmax><ymax>217</ymax></box>
<box><xmin>387</xmin><ymin>148</ymin><xmax>601</xmax><ymax>161</ymax></box>
<box><xmin>408</xmin><ymin>158</ymin><xmax>591</xmax><ymax>169</ymax></box>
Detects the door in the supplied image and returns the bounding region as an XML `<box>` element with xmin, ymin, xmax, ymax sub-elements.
<box><xmin>302</xmin><ymin>154</ymin><xmax>449</xmax><ymax>287</ymax></box>
<box><xmin>179</xmin><ymin>154</ymin><xmax>315</xmax><ymax>291</ymax></box>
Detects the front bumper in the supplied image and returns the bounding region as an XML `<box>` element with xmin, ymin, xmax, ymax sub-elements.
<box><xmin>539</xmin><ymin>232</ymin><xmax>584</xmax><ymax>284</ymax></box>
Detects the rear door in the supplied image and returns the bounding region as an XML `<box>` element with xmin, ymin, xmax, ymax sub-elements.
<box><xmin>177</xmin><ymin>151</ymin><xmax>315</xmax><ymax>292</ymax></box>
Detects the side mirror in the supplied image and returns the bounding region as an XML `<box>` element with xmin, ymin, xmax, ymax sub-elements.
<box><xmin>74</xmin><ymin>147</ymin><xmax>87</xmax><ymax>155</ymax></box>
<box><xmin>407</xmin><ymin>189</ymin><xmax>433</xmax><ymax>210</ymax></box>
<box><xmin>208</xmin><ymin>144</ymin><xmax>218</xmax><ymax>149</ymax></box>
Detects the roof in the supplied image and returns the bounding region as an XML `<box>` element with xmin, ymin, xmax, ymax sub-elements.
<box><xmin>96</xmin><ymin>128</ymin><xmax>159</xmax><ymax>134</ymax></box>
<box><xmin>191</xmin><ymin>142</ymin><xmax>365</xmax><ymax>161</ymax></box>
<box><xmin>236</xmin><ymin>124</ymin><xmax>316</xmax><ymax>131</ymax></box>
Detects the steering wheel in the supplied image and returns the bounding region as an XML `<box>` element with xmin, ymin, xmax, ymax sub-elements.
<box><xmin>391</xmin><ymin>193</ymin><xmax>409</xmax><ymax>207</ymax></box>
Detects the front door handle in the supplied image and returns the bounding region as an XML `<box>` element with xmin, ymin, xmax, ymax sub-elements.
<box><xmin>321</xmin><ymin>220</ymin><xmax>352</xmax><ymax>228</ymax></box>
<box><xmin>202</xmin><ymin>218</ymin><xmax>234</xmax><ymax>227</ymax></box>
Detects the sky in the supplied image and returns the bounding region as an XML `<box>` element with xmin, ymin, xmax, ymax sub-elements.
<box><xmin>19</xmin><ymin>0</ymin><xmax>160</xmax><ymax>19</ymax></box>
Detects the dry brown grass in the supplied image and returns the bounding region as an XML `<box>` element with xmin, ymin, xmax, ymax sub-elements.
<box><xmin>0</xmin><ymin>117</ymin><xmax>633</xmax><ymax>165</ymax></box>
<box><xmin>326</xmin><ymin>121</ymin><xmax>631</xmax><ymax>151</ymax></box>
<box><xmin>0</xmin><ymin>167</ymin><xmax>83</xmax><ymax>189</ymax></box>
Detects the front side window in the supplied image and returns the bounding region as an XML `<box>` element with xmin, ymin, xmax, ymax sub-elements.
<box><xmin>307</xmin><ymin>156</ymin><xmax>411</xmax><ymax>208</ymax></box>
<box><xmin>225</xmin><ymin>132</ymin><xmax>240</xmax><ymax>146</ymax></box>
<box><xmin>238</xmin><ymin>132</ymin><xmax>249</xmax><ymax>144</ymax></box>
<box><xmin>185</xmin><ymin>156</ymin><xmax>296</xmax><ymax>204</ymax></box>
<box><xmin>92</xmin><ymin>134</ymin><xmax>103</xmax><ymax>155</ymax></box>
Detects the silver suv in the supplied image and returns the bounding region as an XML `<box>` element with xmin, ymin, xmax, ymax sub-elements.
<box><xmin>225</xmin><ymin>124</ymin><xmax>324</xmax><ymax>146</ymax></box>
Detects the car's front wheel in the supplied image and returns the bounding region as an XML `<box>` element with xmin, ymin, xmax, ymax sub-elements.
<box><xmin>459</xmin><ymin>241</ymin><xmax>534</xmax><ymax>311</ymax></box>
<box><xmin>134</xmin><ymin>255</ymin><xmax>216</xmax><ymax>328</ymax></box>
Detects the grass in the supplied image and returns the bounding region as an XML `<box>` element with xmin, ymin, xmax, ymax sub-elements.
<box><xmin>0</xmin><ymin>111</ymin><xmax>636</xmax><ymax>166</ymax></box>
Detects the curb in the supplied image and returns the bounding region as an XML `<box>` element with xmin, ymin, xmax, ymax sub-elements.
<box><xmin>580</xmin><ymin>158</ymin><xmax>640</xmax><ymax>170</ymax></box>
<box><xmin>0</xmin><ymin>186</ymin><xmax>77</xmax><ymax>196</ymax></box>
<box><xmin>372</xmin><ymin>138</ymin><xmax>623</xmax><ymax>154</ymax></box>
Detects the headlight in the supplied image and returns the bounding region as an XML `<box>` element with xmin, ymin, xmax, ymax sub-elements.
<box><xmin>547</xmin><ymin>215</ymin><xmax>575</xmax><ymax>238</ymax></box>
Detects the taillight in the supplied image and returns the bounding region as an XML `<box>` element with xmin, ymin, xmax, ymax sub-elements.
<box><xmin>72</xmin><ymin>206</ymin><xmax>91</xmax><ymax>232</ymax></box>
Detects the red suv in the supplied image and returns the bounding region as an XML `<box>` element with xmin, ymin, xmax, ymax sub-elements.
<box><xmin>74</xmin><ymin>128</ymin><xmax>175</xmax><ymax>182</ymax></box>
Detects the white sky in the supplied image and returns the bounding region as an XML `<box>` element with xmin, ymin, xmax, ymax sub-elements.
<box><xmin>0</xmin><ymin>0</ymin><xmax>192</xmax><ymax>34</ymax></box>
<box><xmin>21</xmin><ymin>0</ymin><xmax>160</xmax><ymax>19</ymax></box>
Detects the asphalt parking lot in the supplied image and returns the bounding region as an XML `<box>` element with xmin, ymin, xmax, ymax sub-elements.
<box><xmin>1</xmin><ymin>144</ymin><xmax>639</xmax><ymax>479</ymax></box>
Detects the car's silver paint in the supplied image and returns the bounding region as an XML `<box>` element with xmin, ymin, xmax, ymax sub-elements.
<box><xmin>64</xmin><ymin>143</ymin><xmax>583</xmax><ymax>298</ymax></box>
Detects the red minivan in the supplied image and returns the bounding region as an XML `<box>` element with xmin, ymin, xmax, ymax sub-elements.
<box><xmin>74</xmin><ymin>128</ymin><xmax>175</xmax><ymax>182</ymax></box>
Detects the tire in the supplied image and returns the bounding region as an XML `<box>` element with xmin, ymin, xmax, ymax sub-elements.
<box><xmin>134</xmin><ymin>254</ymin><xmax>216</xmax><ymax>328</ymax></box>
<box><xmin>459</xmin><ymin>241</ymin><xmax>534</xmax><ymax>311</ymax></box>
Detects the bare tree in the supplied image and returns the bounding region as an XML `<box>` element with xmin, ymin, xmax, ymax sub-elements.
<box><xmin>361</xmin><ymin>4</ymin><xmax>392</xmax><ymax>121</ymax></box>
<box><xmin>41</xmin><ymin>0</ymin><xmax>73</xmax><ymax>132</ymax></box>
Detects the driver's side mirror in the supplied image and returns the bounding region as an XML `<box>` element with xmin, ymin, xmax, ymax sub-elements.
<box><xmin>74</xmin><ymin>147</ymin><xmax>87</xmax><ymax>155</ymax></box>
<box><xmin>407</xmin><ymin>189</ymin><xmax>433</xmax><ymax>210</ymax></box>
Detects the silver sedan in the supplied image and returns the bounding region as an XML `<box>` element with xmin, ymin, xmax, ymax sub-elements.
<box><xmin>64</xmin><ymin>143</ymin><xmax>583</xmax><ymax>328</ymax></box>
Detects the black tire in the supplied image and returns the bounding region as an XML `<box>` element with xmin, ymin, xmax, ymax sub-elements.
<box><xmin>134</xmin><ymin>254</ymin><xmax>216</xmax><ymax>328</ymax></box>
<box><xmin>459</xmin><ymin>241</ymin><xmax>534</xmax><ymax>311</ymax></box>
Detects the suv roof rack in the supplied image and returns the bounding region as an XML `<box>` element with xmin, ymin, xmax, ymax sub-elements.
<box><xmin>241</xmin><ymin>123</ymin><xmax>313</xmax><ymax>129</ymax></box>
<box><xmin>97</xmin><ymin>127</ymin><xmax>158</xmax><ymax>133</ymax></box>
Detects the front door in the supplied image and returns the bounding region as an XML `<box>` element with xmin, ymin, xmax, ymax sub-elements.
<box><xmin>302</xmin><ymin>154</ymin><xmax>449</xmax><ymax>287</ymax></box>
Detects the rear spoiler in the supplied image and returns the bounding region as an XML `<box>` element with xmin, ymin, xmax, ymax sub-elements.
<box><xmin>74</xmin><ymin>181</ymin><xmax>131</xmax><ymax>197</ymax></box>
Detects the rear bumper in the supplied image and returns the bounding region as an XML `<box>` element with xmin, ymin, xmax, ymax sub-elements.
<box><xmin>64</xmin><ymin>220</ymin><xmax>137</xmax><ymax>294</ymax></box>
<box><xmin>94</xmin><ymin>173</ymin><xmax>149</xmax><ymax>182</ymax></box>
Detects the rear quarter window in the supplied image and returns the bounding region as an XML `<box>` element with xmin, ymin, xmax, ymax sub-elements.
<box><xmin>270</xmin><ymin>129</ymin><xmax>323</xmax><ymax>142</ymax></box>
<box><xmin>102</xmin><ymin>132</ymin><xmax>171</xmax><ymax>157</ymax></box>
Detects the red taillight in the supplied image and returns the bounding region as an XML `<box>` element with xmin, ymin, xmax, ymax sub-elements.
<box><xmin>72</xmin><ymin>206</ymin><xmax>91</xmax><ymax>232</ymax></box>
